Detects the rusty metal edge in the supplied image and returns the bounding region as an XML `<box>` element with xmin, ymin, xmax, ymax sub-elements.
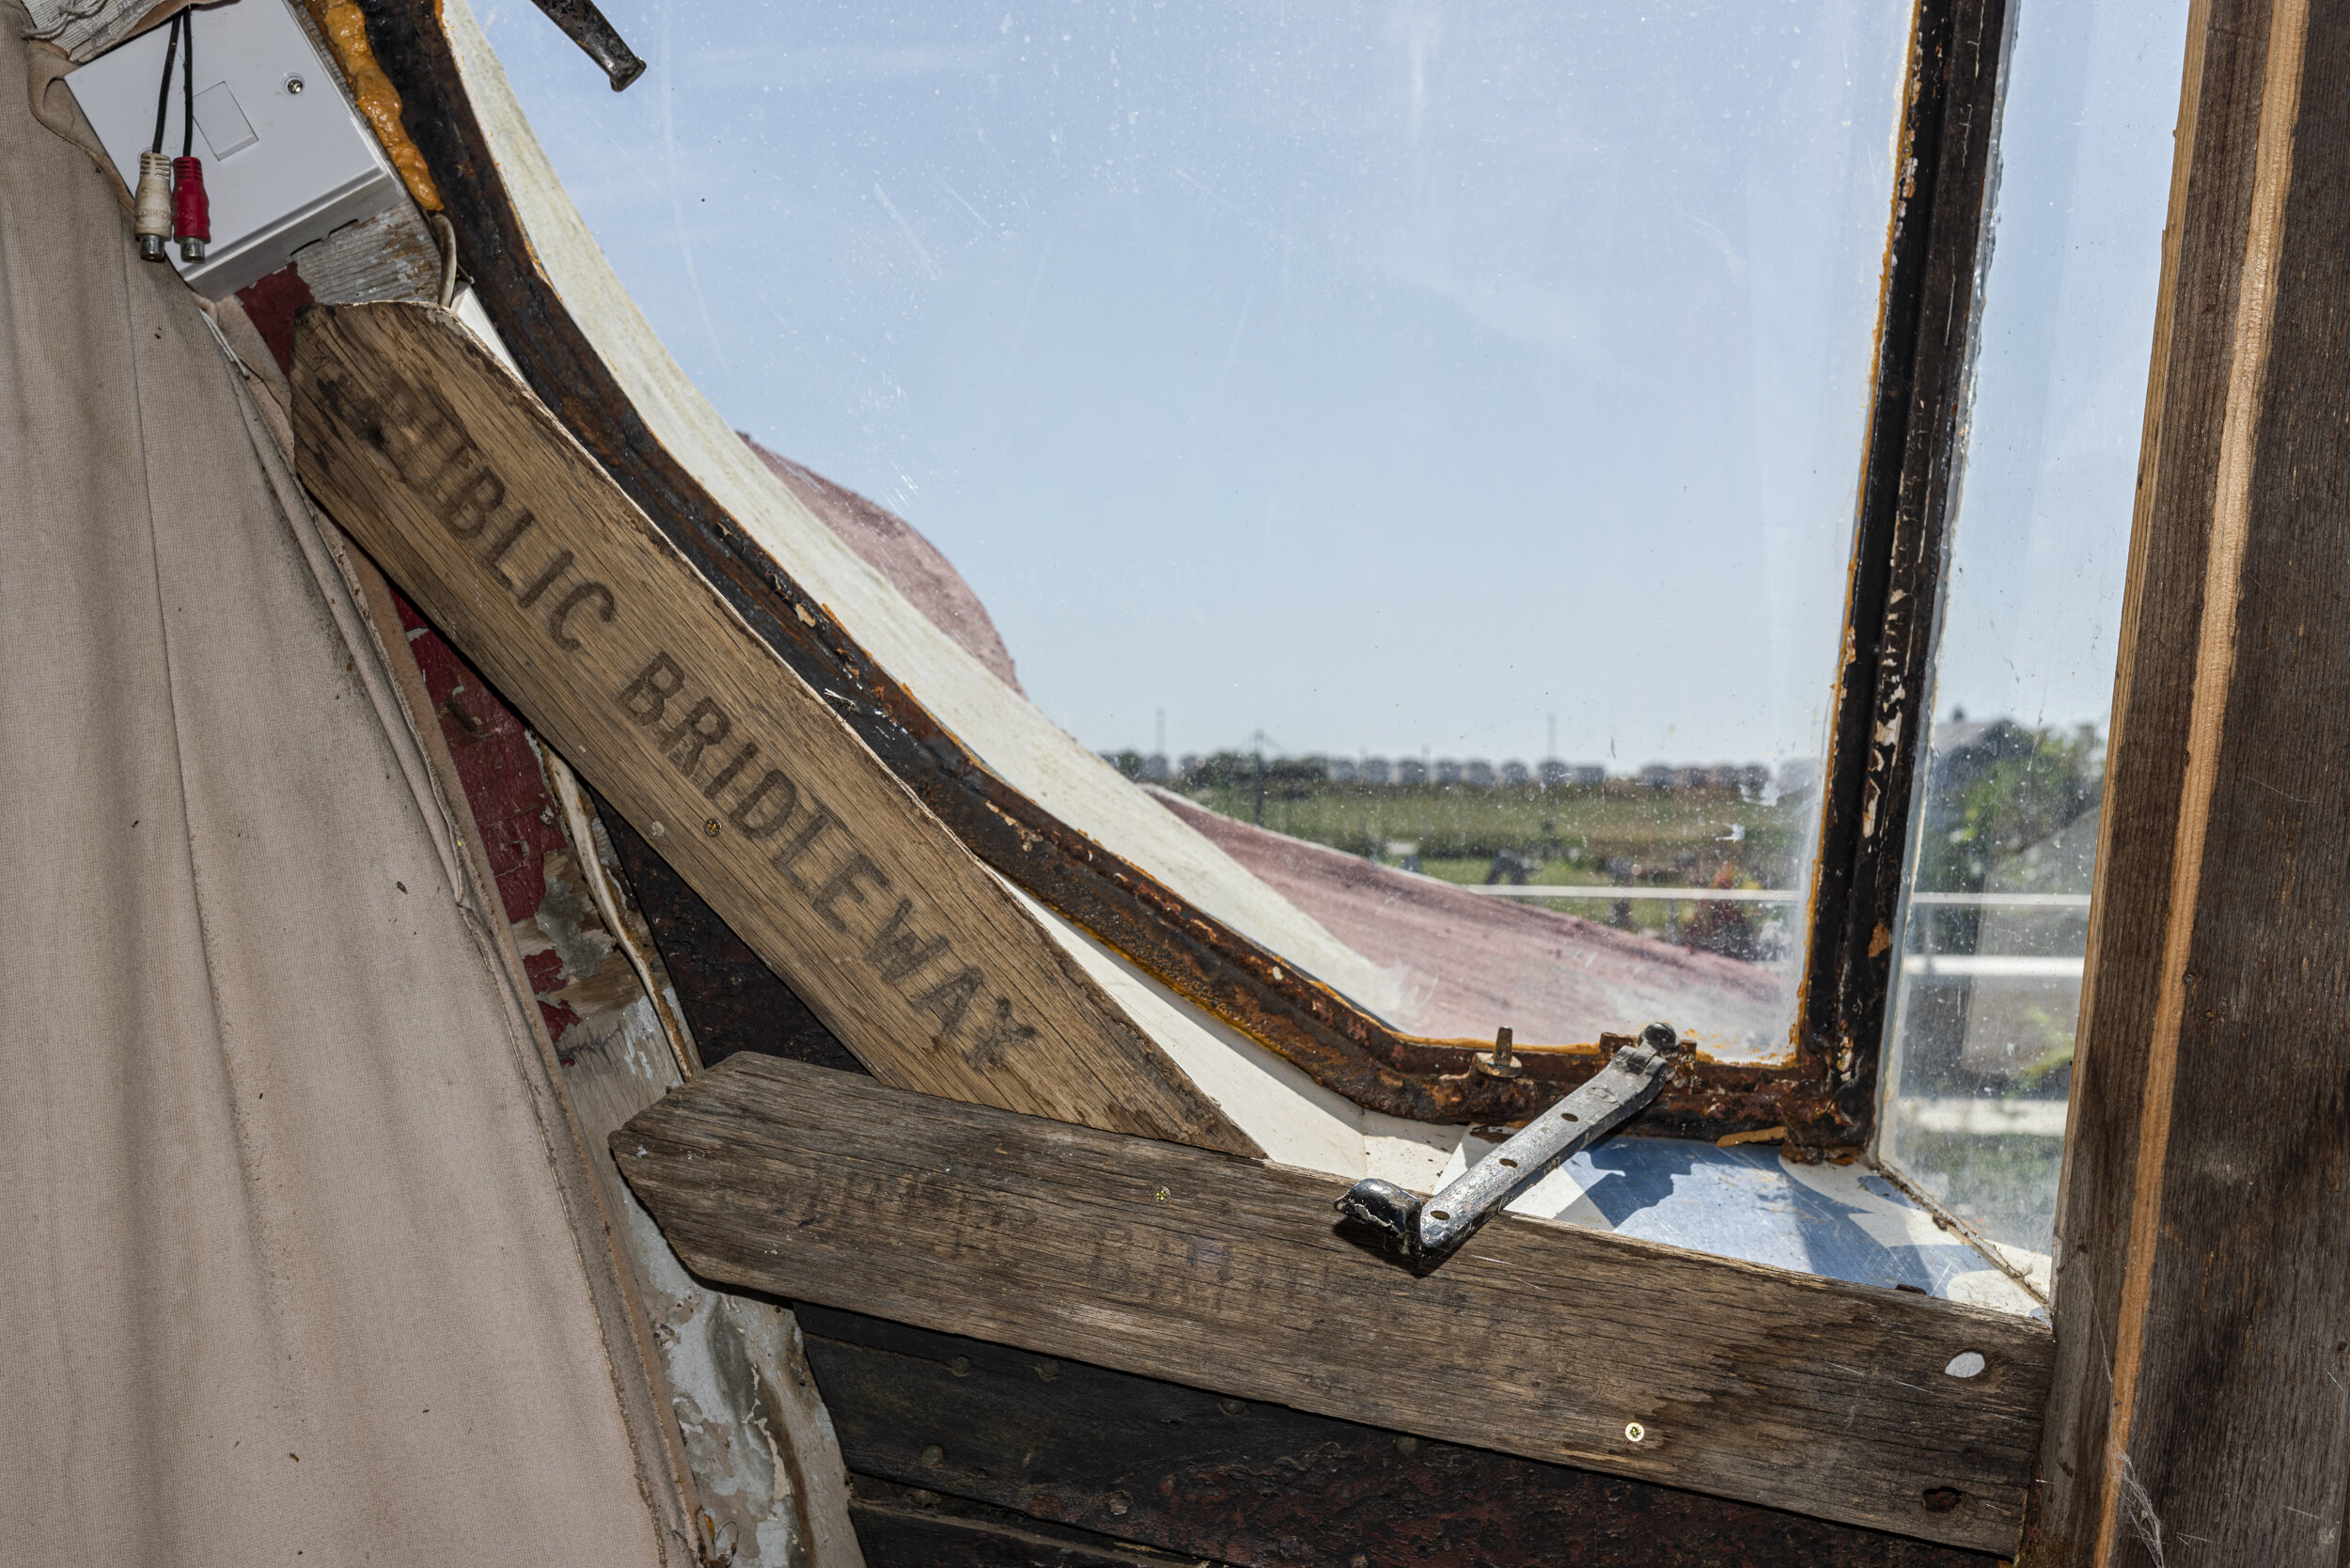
<box><xmin>1796</xmin><ymin>0</ymin><xmax>2015</xmax><ymax>1144</ymax></box>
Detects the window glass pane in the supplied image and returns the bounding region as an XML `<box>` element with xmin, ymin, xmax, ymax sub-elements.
<box><xmin>482</xmin><ymin>0</ymin><xmax>1909</xmax><ymax>1054</ymax></box>
<box><xmin>1878</xmin><ymin>0</ymin><xmax>2189</xmax><ymax>1267</ymax></box>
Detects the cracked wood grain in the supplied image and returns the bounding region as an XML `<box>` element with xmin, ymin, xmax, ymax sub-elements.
<box><xmin>292</xmin><ymin>299</ymin><xmax>1256</xmax><ymax>1157</ymax></box>
<box><xmin>2029</xmin><ymin>1</ymin><xmax>2350</xmax><ymax>1562</ymax></box>
<box><xmin>616</xmin><ymin>1055</ymin><xmax>2050</xmax><ymax>1555</ymax></box>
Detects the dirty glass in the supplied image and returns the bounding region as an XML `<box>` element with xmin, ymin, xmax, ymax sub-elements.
<box><xmin>481</xmin><ymin>0</ymin><xmax>1913</xmax><ymax>1055</ymax></box>
<box><xmin>1877</xmin><ymin>0</ymin><xmax>2190</xmax><ymax>1270</ymax></box>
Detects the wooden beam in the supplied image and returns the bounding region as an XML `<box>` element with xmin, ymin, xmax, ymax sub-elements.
<box><xmin>797</xmin><ymin>1303</ymin><xmax>2004</xmax><ymax>1568</ymax></box>
<box><xmin>2028</xmin><ymin>0</ymin><xmax>2350</xmax><ymax>1561</ymax></box>
<box><xmin>615</xmin><ymin>1055</ymin><xmax>2051</xmax><ymax>1555</ymax></box>
<box><xmin>292</xmin><ymin>300</ymin><xmax>1257</xmax><ymax>1157</ymax></box>
<box><xmin>846</xmin><ymin>1479</ymin><xmax>1229</xmax><ymax>1568</ymax></box>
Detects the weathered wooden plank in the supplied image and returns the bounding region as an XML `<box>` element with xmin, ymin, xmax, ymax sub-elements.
<box><xmin>2030</xmin><ymin>0</ymin><xmax>2350</xmax><ymax>1562</ymax></box>
<box><xmin>291</xmin><ymin>300</ymin><xmax>1255</xmax><ymax>1156</ymax></box>
<box><xmin>797</xmin><ymin>1303</ymin><xmax>2003</xmax><ymax>1568</ymax></box>
<box><xmin>615</xmin><ymin>1056</ymin><xmax>2050</xmax><ymax>1554</ymax></box>
<box><xmin>848</xmin><ymin>1479</ymin><xmax>1230</xmax><ymax>1568</ymax></box>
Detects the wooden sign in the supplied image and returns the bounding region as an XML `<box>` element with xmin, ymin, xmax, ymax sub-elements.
<box><xmin>618</xmin><ymin>1054</ymin><xmax>2053</xmax><ymax>1556</ymax></box>
<box><xmin>294</xmin><ymin>301</ymin><xmax>1255</xmax><ymax>1155</ymax></box>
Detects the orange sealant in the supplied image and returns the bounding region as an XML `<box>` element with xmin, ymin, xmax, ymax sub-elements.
<box><xmin>303</xmin><ymin>0</ymin><xmax>444</xmax><ymax>212</ymax></box>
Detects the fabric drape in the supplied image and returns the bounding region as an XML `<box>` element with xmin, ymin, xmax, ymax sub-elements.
<box><xmin>0</xmin><ymin>13</ymin><xmax>681</xmax><ymax>1562</ymax></box>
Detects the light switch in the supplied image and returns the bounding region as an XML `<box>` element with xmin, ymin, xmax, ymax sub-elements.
<box><xmin>193</xmin><ymin>82</ymin><xmax>258</xmax><ymax>160</ymax></box>
<box><xmin>66</xmin><ymin>0</ymin><xmax>402</xmax><ymax>297</ymax></box>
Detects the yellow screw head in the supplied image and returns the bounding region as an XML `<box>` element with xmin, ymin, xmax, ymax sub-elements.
<box><xmin>1624</xmin><ymin>1421</ymin><xmax>1647</xmax><ymax>1443</ymax></box>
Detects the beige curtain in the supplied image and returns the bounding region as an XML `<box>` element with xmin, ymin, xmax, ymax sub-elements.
<box><xmin>0</xmin><ymin>15</ymin><xmax>684</xmax><ymax>1563</ymax></box>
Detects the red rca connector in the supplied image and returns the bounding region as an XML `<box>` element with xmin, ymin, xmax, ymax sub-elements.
<box><xmin>171</xmin><ymin>155</ymin><xmax>209</xmax><ymax>262</ymax></box>
<box><xmin>135</xmin><ymin>9</ymin><xmax>204</xmax><ymax>265</ymax></box>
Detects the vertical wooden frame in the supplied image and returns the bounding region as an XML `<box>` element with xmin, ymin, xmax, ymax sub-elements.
<box><xmin>2028</xmin><ymin>0</ymin><xmax>2350</xmax><ymax>1559</ymax></box>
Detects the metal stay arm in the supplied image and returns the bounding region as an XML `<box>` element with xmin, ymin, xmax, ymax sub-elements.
<box><xmin>1334</xmin><ymin>1023</ymin><xmax>1684</xmax><ymax>1266</ymax></box>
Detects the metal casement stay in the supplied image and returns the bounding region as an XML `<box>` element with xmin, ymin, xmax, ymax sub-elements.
<box><xmin>1335</xmin><ymin>1025</ymin><xmax>1686</xmax><ymax>1267</ymax></box>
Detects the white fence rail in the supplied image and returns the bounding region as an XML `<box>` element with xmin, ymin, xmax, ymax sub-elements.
<box><xmin>1458</xmin><ymin>886</ymin><xmax>2092</xmax><ymax>909</ymax></box>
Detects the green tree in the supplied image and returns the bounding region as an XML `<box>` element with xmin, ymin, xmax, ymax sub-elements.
<box><xmin>1917</xmin><ymin>721</ymin><xmax>2103</xmax><ymax>896</ymax></box>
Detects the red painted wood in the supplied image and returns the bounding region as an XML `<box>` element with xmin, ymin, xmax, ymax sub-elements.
<box><xmin>235</xmin><ymin>263</ymin><xmax>314</xmax><ymax>376</ymax></box>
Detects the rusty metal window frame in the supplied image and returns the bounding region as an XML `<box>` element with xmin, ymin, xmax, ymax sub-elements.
<box><xmin>344</xmin><ymin>0</ymin><xmax>2018</xmax><ymax>1152</ymax></box>
<box><xmin>1796</xmin><ymin>0</ymin><xmax>2014</xmax><ymax>1145</ymax></box>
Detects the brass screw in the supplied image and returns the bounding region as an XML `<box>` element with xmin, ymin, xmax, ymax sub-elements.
<box><xmin>1624</xmin><ymin>1421</ymin><xmax>1646</xmax><ymax>1443</ymax></box>
<box><xmin>703</xmin><ymin>818</ymin><xmax>721</xmax><ymax>838</ymax></box>
<box><xmin>918</xmin><ymin>1444</ymin><xmax>944</xmax><ymax>1467</ymax></box>
<box><xmin>1475</xmin><ymin>1025</ymin><xmax>1522</xmax><ymax>1079</ymax></box>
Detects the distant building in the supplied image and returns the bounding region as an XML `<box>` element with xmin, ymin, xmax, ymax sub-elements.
<box><xmin>1397</xmin><ymin>759</ymin><xmax>1428</xmax><ymax>786</ymax></box>
<box><xmin>1500</xmin><ymin>760</ymin><xmax>1531</xmax><ymax>787</ymax></box>
<box><xmin>1359</xmin><ymin>757</ymin><xmax>1391</xmax><ymax>785</ymax></box>
<box><xmin>1693</xmin><ymin>763</ymin><xmax>1749</xmax><ymax>794</ymax></box>
<box><xmin>1327</xmin><ymin>758</ymin><xmax>1357</xmax><ymax>784</ymax></box>
<box><xmin>1434</xmin><ymin>759</ymin><xmax>1462</xmax><ymax>786</ymax></box>
<box><xmin>1637</xmin><ymin>763</ymin><xmax>1674</xmax><ymax>792</ymax></box>
<box><xmin>1140</xmin><ymin>753</ymin><xmax>1170</xmax><ymax>783</ymax></box>
<box><xmin>1463</xmin><ymin>760</ymin><xmax>1496</xmax><ymax>787</ymax></box>
<box><xmin>1541</xmin><ymin>759</ymin><xmax>1603</xmax><ymax>790</ymax></box>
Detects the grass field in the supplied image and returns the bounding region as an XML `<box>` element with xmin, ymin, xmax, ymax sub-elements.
<box><xmin>1185</xmin><ymin>781</ymin><xmax>1806</xmax><ymax>879</ymax></box>
<box><xmin>1182</xmin><ymin>781</ymin><xmax>1813</xmax><ymax>946</ymax></box>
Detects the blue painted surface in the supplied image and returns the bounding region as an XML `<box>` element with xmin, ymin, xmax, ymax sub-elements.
<box><xmin>1441</xmin><ymin>1133</ymin><xmax>2046</xmax><ymax>1317</ymax></box>
<box><xmin>1581</xmin><ymin>1143</ymin><xmax>1984</xmax><ymax>1296</ymax></box>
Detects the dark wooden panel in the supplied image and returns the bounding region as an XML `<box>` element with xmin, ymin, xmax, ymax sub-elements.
<box><xmin>2030</xmin><ymin>0</ymin><xmax>2350</xmax><ymax>1562</ymax></box>
<box><xmin>801</xmin><ymin>1305</ymin><xmax>2000</xmax><ymax>1568</ymax></box>
<box><xmin>851</xmin><ymin>1478</ymin><xmax>1235</xmax><ymax>1568</ymax></box>
<box><xmin>616</xmin><ymin>1055</ymin><xmax>2048</xmax><ymax>1553</ymax></box>
<box><xmin>592</xmin><ymin>790</ymin><xmax>865</xmax><ymax>1075</ymax></box>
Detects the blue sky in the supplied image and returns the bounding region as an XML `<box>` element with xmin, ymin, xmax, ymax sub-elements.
<box><xmin>1922</xmin><ymin>0</ymin><xmax>2187</xmax><ymax>751</ymax></box>
<box><xmin>479</xmin><ymin>0</ymin><xmax>2182</xmax><ymax>770</ymax></box>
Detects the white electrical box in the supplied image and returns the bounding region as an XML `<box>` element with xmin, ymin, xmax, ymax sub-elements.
<box><xmin>68</xmin><ymin>0</ymin><xmax>404</xmax><ymax>298</ymax></box>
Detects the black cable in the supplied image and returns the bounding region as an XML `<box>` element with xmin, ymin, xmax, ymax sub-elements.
<box><xmin>180</xmin><ymin>8</ymin><xmax>194</xmax><ymax>160</ymax></box>
<box><xmin>149</xmin><ymin>10</ymin><xmax>182</xmax><ymax>157</ymax></box>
